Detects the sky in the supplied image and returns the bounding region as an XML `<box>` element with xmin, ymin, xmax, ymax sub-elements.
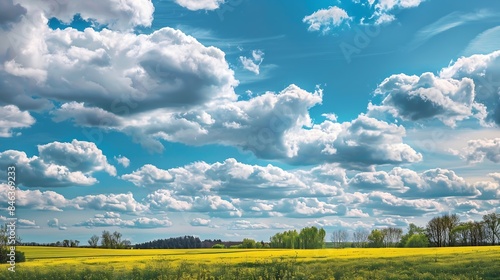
<box><xmin>0</xmin><ymin>0</ymin><xmax>500</xmax><ymax>244</ymax></box>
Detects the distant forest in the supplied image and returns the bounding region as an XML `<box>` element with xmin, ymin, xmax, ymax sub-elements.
<box><xmin>20</xmin><ymin>212</ymin><xmax>500</xmax><ymax>249</ymax></box>
<box><xmin>134</xmin><ymin>236</ymin><xmax>225</xmax><ymax>249</ymax></box>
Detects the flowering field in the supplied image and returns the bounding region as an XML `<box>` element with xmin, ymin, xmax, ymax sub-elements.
<box><xmin>1</xmin><ymin>246</ymin><xmax>499</xmax><ymax>279</ymax></box>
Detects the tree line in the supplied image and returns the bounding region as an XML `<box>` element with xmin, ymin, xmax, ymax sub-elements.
<box><xmin>269</xmin><ymin>226</ymin><xmax>326</xmax><ymax>249</ymax></box>
<box><xmin>331</xmin><ymin>212</ymin><xmax>500</xmax><ymax>248</ymax></box>
<box><xmin>134</xmin><ymin>236</ymin><xmax>224</xmax><ymax>249</ymax></box>
<box><xmin>19</xmin><ymin>212</ymin><xmax>500</xmax><ymax>250</ymax></box>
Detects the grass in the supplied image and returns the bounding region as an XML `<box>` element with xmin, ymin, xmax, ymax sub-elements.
<box><xmin>0</xmin><ymin>246</ymin><xmax>499</xmax><ymax>279</ymax></box>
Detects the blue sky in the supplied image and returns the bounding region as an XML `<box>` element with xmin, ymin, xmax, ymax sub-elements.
<box><xmin>1</xmin><ymin>0</ymin><xmax>500</xmax><ymax>244</ymax></box>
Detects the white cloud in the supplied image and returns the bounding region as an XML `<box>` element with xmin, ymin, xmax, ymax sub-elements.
<box><xmin>114</xmin><ymin>155</ymin><xmax>130</xmax><ymax>168</ymax></box>
<box><xmin>0</xmin><ymin>150</ymin><xmax>98</xmax><ymax>187</ymax></box>
<box><xmin>239</xmin><ymin>50</ymin><xmax>264</xmax><ymax>75</ymax></box>
<box><xmin>371</xmin><ymin>0</ymin><xmax>425</xmax><ymax>25</ymax></box>
<box><xmin>1</xmin><ymin>2</ymin><xmax>238</xmax><ymax>114</ymax></box>
<box><xmin>174</xmin><ymin>0</ymin><xmax>224</xmax><ymax>11</ymax></box>
<box><xmin>228</xmin><ymin>220</ymin><xmax>269</xmax><ymax>230</ymax></box>
<box><xmin>47</xmin><ymin>217</ymin><xmax>66</xmax><ymax>230</ymax></box>
<box><xmin>375</xmin><ymin>0</ymin><xmax>424</xmax><ymax>12</ymax></box>
<box><xmin>18</xmin><ymin>218</ymin><xmax>40</xmax><ymax>229</ymax></box>
<box><xmin>104</xmin><ymin>85</ymin><xmax>421</xmax><ymax>169</ymax></box>
<box><xmin>348</xmin><ymin>167</ymin><xmax>480</xmax><ymax>198</ymax></box>
<box><xmin>371</xmin><ymin>72</ymin><xmax>478</xmax><ymax>127</ymax></box>
<box><xmin>460</xmin><ymin>138</ymin><xmax>500</xmax><ymax>164</ymax></box>
<box><xmin>121</xmin><ymin>164</ymin><xmax>173</xmax><ymax>188</ymax></box>
<box><xmin>20</xmin><ymin>0</ymin><xmax>154</xmax><ymax>31</ymax></box>
<box><xmin>72</xmin><ymin>193</ymin><xmax>149</xmax><ymax>213</ymax></box>
<box><xmin>365</xmin><ymin>191</ymin><xmax>443</xmax><ymax>216</ymax></box>
<box><xmin>125</xmin><ymin>158</ymin><xmax>345</xmax><ymax>201</ymax></box>
<box><xmin>0</xmin><ymin>105</ymin><xmax>35</xmax><ymax>137</ymax></box>
<box><xmin>274</xmin><ymin>198</ymin><xmax>338</xmax><ymax>218</ymax></box>
<box><xmin>303</xmin><ymin>6</ymin><xmax>351</xmax><ymax>33</ymax></box>
<box><xmin>190</xmin><ymin>217</ymin><xmax>211</xmax><ymax>227</ymax></box>
<box><xmin>0</xmin><ymin>184</ymin><xmax>149</xmax><ymax>213</ymax></box>
<box><xmin>75</xmin><ymin>213</ymin><xmax>172</xmax><ymax>228</ymax></box>
<box><xmin>0</xmin><ymin>215</ymin><xmax>41</xmax><ymax>229</ymax></box>
<box><xmin>47</xmin><ymin>218</ymin><xmax>59</xmax><ymax>228</ymax></box>
<box><xmin>38</xmin><ymin>139</ymin><xmax>116</xmax><ymax>176</ymax></box>
<box><xmin>440</xmin><ymin>50</ymin><xmax>500</xmax><ymax>125</ymax></box>
<box><xmin>147</xmin><ymin>189</ymin><xmax>242</xmax><ymax>218</ymax></box>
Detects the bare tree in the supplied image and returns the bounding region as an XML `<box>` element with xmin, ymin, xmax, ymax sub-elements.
<box><xmin>442</xmin><ymin>214</ymin><xmax>460</xmax><ymax>246</ymax></box>
<box><xmin>427</xmin><ymin>214</ymin><xmax>460</xmax><ymax>247</ymax></box>
<box><xmin>483</xmin><ymin>213</ymin><xmax>500</xmax><ymax>245</ymax></box>
<box><xmin>382</xmin><ymin>227</ymin><xmax>403</xmax><ymax>247</ymax></box>
<box><xmin>352</xmin><ymin>228</ymin><xmax>369</xmax><ymax>248</ymax></box>
<box><xmin>330</xmin><ymin>229</ymin><xmax>349</xmax><ymax>248</ymax></box>
<box><xmin>427</xmin><ymin>216</ymin><xmax>444</xmax><ymax>247</ymax></box>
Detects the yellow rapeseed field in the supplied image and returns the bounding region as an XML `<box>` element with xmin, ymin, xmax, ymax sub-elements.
<box><xmin>7</xmin><ymin>245</ymin><xmax>500</xmax><ymax>273</ymax></box>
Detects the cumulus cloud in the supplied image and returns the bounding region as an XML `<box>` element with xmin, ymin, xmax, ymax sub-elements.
<box><xmin>190</xmin><ymin>217</ymin><xmax>211</xmax><ymax>227</ymax></box>
<box><xmin>374</xmin><ymin>217</ymin><xmax>409</xmax><ymax>227</ymax></box>
<box><xmin>274</xmin><ymin>198</ymin><xmax>338</xmax><ymax>218</ymax></box>
<box><xmin>0</xmin><ymin>184</ymin><xmax>149</xmax><ymax>213</ymax></box>
<box><xmin>375</xmin><ymin>0</ymin><xmax>424</xmax><ymax>12</ymax></box>
<box><xmin>106</xmin><ymin>85</ymin><xmax>420</xmax><ymax>169</ymax></box>
<box><xmin>121</xmin><ymin>164</ymin><xmax>173</xmax><ymax>188</ymax></box>
<box><xmin>47</xmin><ymin>218</ymin><xmax>66</xmax><ymax>230</ymax></box>
<box><xmin>303</xmin><ymin>6</ymin><xmax>350</xmax><ymax>33</ymax></box>
<box><xmin>18</xmin><ymin>219</ymin><xmax>40</xmax><ymax>229</ymax></box>
<box><xmin>0</xmin><ymin>1</ymin><xmax>237</xmax><ymax>114</ymax></box>
<box><xmin>174</xmin><ymin>0</ymin><xmax>224</xmax><ymax>11</ymax></box>
<box><xmin>74</xmin><ymin>212</ymin><xmax>172</xmax><ymax>228</ymax></box>
<box><xmin>0</xmin><ymin>139</ymin><xmax>115</xmax><ymax>188</ymax></box>
<box><xmin>228</xmin><ymin>220</ymin><xmax>270</xmax><ymax>230</ymax></box>
<box><xmin>460</xmin><ymin>138</ymin><xmax>500</xmax><ymax>164</ymax></box>
<box><xmin>52</xmin><ymin>102</ymin><xmax>122</xmax><ymax>128</ymax></box>
<box><xmin>20</xmin><ymin>0</ymin><xmax>154</xmax><ymax>31</ymax></box>
<box><xmin>474</xmin><ymin>174</ymin><xmax>500</xmax><ymax>200</ymax></box>
<box><xmin>71</xmin><ymin>193</ymin><xmax>149</xmax><ymax>213</ymax></box>
<box><xmin>0</xmin><ymin>150</ymin><xmax>97</xmax><ymax>187</ymax></box>
<box><xmin>365</xmin><ymin>191</ymin><xmax>443</xmax><ymax>216</ymax></box>
<box><xmin>0</xmin><ymin>215</ymin><xmax>40</xmax><ymax>229</ymax></box>
<box><xmin>3</xmin><ymin>0</ymin><xmax>422</xmax><ymax>173</ymax></box>
<box><xmin>371</xmin><ymin>0</ymin><xmax>425</xmax><ymax>25</ymax></box>
<box><xmin>147</xmin><ymin>190</ymin><xmax>242</xmax><ymax>218</ymax></box>
<box><xmin>370</xmin><ymin>50</ymin><xmax>500</xmax><ymax>127</ymax></box>
<box><xmin>114</xmin><ymin>155</ymin><xmax>130</xmax><ymax>168</ymax></box>
<box><xmin>0</xmin><ymin>105</ymin><xmax>35</xmax><ymax>137</ymax></box>
<box><xmin>440</xmin><ymin>50</ymin><xmax>500</xmax><ymax>125</ymax></box>
<box><xmin>124</xmin><ymin>158</ymin><xmax>344</xmax><ymax>200</ymax></box>
<box><xmin>38</xmin><ymin>139</ymin><xmax>116</xmax><ymax>176</ymax></box>
<box><xmin>348</xmin><ymin>167</ymin><xmax>480</xmax><ymax>198</ymax></box>
<box><xmin>349</xmin><ymin>170</ymin><xmax>407</xmax><ymax>192</ymax></box>
<box><xmin>371</xmin><ymin>72</ymin><xmax>478</xmax><ymax>127</ymax></box>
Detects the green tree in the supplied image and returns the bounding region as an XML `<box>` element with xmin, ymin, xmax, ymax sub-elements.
<box><xmin>241</xmin><ymin>238</ymin><xmax>256</xmax><ymax>248</ymax></box>
<box><xmin>101</xmin><ymin>231</ymin><xmax>112</xmax><ymax>248</ymax></box>
<box><xmin>400</xmin><ymin>223</ymin><xmax>426</xmax><ymax>247</ymax></box>
<box><xmin>88</xmin><ymin>235</ymin><xmax>99</xmax><ymax>248</ymax></box>
<box><xmin>368</xmin><ymin>229</ymin><xmax>384</xmax><ymax>248</ymax></box>
<box><xmin>405</xmin><ymin>234</ymin><xmax>429</xmax><ymax>247</ymax></box>
<box><xmin>0</xmin><ymin>224</ymin><xmax>25</xmax><ymax>263</ymax></box>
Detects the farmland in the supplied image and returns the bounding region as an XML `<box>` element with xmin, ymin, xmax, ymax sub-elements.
<box><xmin>0</xmin><ymin>246</ymin><xmax>499</xmax><ymax>279</ymax></box>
